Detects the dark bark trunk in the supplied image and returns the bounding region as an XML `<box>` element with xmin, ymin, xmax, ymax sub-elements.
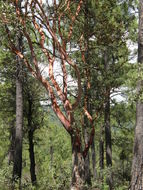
<box><xmin>71</xmin><ymin>135</ymin><xmax>85</xmax><ymax>190</ymax></box>
<box><xmin>83</xmin><ymin>84</ymin><xmax>92</xmax><ymax>186</ymax></box>
<box><xmin>91</xmin><ymin>138</ymin><xmax>96</xmax><ymax>180</ymax></box>
<box><xmin>13</xmin><ymin>33</ymin><xmax>23</xmax><ymax>186</ymax></box>
<box><xmin>28</xmin><ymin>129</ymin><xmax>37</xmax><ymax>185</ymax></box>
<box><xmin>104</xmin><ymin>89</ymin><xmax>113</xmax><ymax>189</ymax></box>
<box><xmin>99</xmin><ymin>125</ymin><xmax>104</xmax><ymax>171</ymax></box>
<box><xmin>83</xmin><ymin>82</ymin><xmax>92</xmax><ymax>185</ymax></box>
<box><xmin>99</xmin><ymin>124</ymin><xmax>104</xmax><ymax>188</ymax></box>
<box><xmin>130</xmin><ymin>1</ymin><xmax>143</xmax><ymax>189</ymax></box>
<box><xmin>105</xmin><ymin>89</ymin><xmax>112</xmax><ymax>167</ymax></box>
<box><xmin>13</xmin><ymin>61</ymin><xmax>23</xmax><ymax>181</ymax></box>
<box><xmin>27</xmin><ymin>99</ymin><xmax>37</xmax><ymax>185</ymax></box>
<box><xmin>83</xmin><ymin>127</ymin><xmax>91</xmax><ymax>185</ymax></box>
<box><xmin>8</xmin><ymin>122</ymin><xmax>15</xmax><ymax>165</ymax></box>
<box><xmin>104</xmin><ymin>49</ymin><xmax>112</xmax><ymax>189</ymax></box>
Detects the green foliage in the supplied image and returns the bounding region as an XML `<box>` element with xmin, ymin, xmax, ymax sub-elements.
<box><xmin>20</xmin><ymin>111</ymin><xmax>71</xmax><ymax>190</ymax></box>
<box><xmin>0</xmin><ymin>163</ymin><xmax>13</xmax><ymax>190</ymax></box>
<box><xmin>111</xmin><ymin>102</ymin><xmax>135</xmax><ymax>188</ymax></box>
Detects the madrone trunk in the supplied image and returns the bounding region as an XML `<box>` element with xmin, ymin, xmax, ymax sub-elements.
<box><xmin>71</xmin><ymin>135</ymin><xmax>85</xmax><ymax>190</ymax></box>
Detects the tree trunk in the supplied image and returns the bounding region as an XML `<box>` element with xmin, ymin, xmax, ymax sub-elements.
<box><xmin>27</xmin><ymin>98</ymin><xmax>37</xmax><ymax>185</ymax></box>
<box><xmin>99</xmin><ymin>124</ymin><xmax>104</xmax><ymax>188</ymax></box>
<box><xmin>83</xmin><ymin>81</ymin><xmax>92</xmax><ymax>186</ymax></box>
<box><xmin>71</xmin><ymin>135</ymin><xmax>85</xmax><ymax>190</ymax></box>
<box><xmin>13</xmin><ymin>33</ymin><xmax>23</xmax><ymax>186</ymax></box>
<box><xmin>83</xmin><ymin>127</ymin><xmax>91</xmax><ymax>185</ymax></box>
<box><xmin>131</xmin><ymin>1</ymin><xmax>143</xmax><ymax>189</ymax></box>
<box><xmin>13</xmin><ymin>2</ymin><xmax>23</xmax><ymax>184</ymax></box>
<box><xmin>8</xmin><ymin>121</ymin><xmax>15</xmax><ymax>165</ymax></box>
<box><xmin>28</xmin><ymin>129</ymin><xmax>37</xmax><ymax>185</ymax></box>
<box><xmin>105</xmin><ymin>89</ymin><xmax>112</xmax><ymax>167</ymax></box>
<box><xmin>104</xmin><ymin>88</ymin><xmax>112</xmax><ymax>189</ymax></box>
<box><xmin>104</xmin><ymin>49</ymin><xmax>112</xmax><ymax>189</ymax></box>
<box><xmin>99</xmin><ymin>125</ymin><xmax>104</xmax><ymax>171</ymax></box>
<box><xmin>91</xmin><ymin>139</ymin><xmax>96</xmax><ymax>180</ymax></box>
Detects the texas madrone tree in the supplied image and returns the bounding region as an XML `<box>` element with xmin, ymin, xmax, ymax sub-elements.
<box><xmin>1</xmin><ymin>1</ymin><xmax>97</xmax><ymax>189</ymax></box>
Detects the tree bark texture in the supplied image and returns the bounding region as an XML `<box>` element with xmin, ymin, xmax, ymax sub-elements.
<box><xmin>91</xmin><ymin>139</ymin><xmax>97</xmax><ymax>180</ymax></box>
<box><xmin>99</xmin><ymin>125</ymin><xmax>104</xmax><ymax>171</ymax></box>
<box><xmin>8</xmin><ymin>121</ymin><xmax>15</xmax><ymax>165</ymax></box>
<box><xmin>13</xmin><ymin>34</ymin><xmax>23</xmax><ymax>184</ymax></box>
<box><xmin>104</xmin><ymin>50</ymin><xmax>112</xmax><ymax>168</ymax></box>
<box><xmin>28</xmin><ymin>129</ymin><xmax>37</xmax><ymax>185</ymax></box>
<box><xmin>28</xmin><ymin>99</ymin><xmax>37</xmax><ymax>185</ymax></box>
<box><xmin>104</xmin><ymin>88</ymin><xmax>113</xmax><ymax>189</ymax></box>
<box><xmin>71</xmin><ymin>135</ymin><xmax>85</xmax><ymax>190</ymax></box>
<box><xmin>99</xmin><ymin>124</ymin><xmax>104</xmax><ymax>187</ymax></box>
<box><xmin>104</xmin><ymin>49</ymin><xmax>112</xmax><ymax>189</ymax></box>
<box><xmin>83</xmin><ymin>76</ymin><xmax>92</xmax><ymax>185</ymax></box>
<box><xmin>83</xmin><ymin>126</ymin><xmax>91</xmax><ymax>185</ymax></box>
<box><xmin>104</xmin><ymin>90</ymin><xmax>112</xmax><ymax>167</ymax></box>
<box><xmin>131</xmin><ymin>1</ymin><xmax>143</xmax><ymax>189</ymax></box>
